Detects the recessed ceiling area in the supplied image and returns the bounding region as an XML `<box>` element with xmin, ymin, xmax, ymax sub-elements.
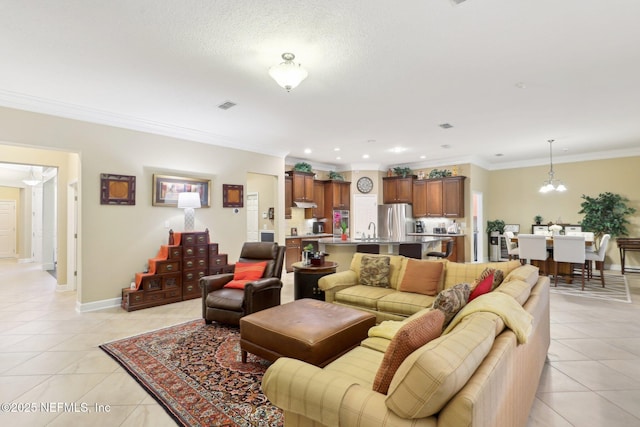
<box><xmin>1</xmin><ymin>0</ymin><xmax>640</xmax><ymax>170</ymax></box>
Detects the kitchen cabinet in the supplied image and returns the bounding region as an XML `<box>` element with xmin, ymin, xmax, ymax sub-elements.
<box><xmin>288</xmin><ymin>171</ymin><xmax>315</xmax><ymax>203</ymax></box>
<box><xmin>382</xmin><ymin>176</ymin><xmax>415</xmax><ymax>204</ymax></box>
<box><xmin>306</xmin><ymin>180</ymin><xmax>326</xmax><ymax>219</ymax></box>
<box><xmin>285</xmin><ymin>237</ymin><xmax>302</xmax><ymax>273</ymax></box>
<box><xmin>420</xmin><ymin>176</ymin><xmax>466</xmax><ymax>218</ymax></box>
<box><xmin>285</xmin><ymin>175</ymin><xmax>292</xmax><ymax>219</ymax></box>
<box><xmin>412</xmin><ymin>180</ymin><xmax>428</xmax><ymax>217</ymax></box>
<box><xmin>442</xmin><ymin>236</ymin><xmax>465</xmax><ymax>262</ymax></box>
<box><xmin>325</xmin><ymin>180</ymin><xmax>351</xmax><ymax>210</ymax></box>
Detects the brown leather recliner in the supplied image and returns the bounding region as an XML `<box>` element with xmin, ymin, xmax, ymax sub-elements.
<box><xmin>201</xmin><ymin>242</ymin><xmax>285</xmax><ymax>326</ymax></box>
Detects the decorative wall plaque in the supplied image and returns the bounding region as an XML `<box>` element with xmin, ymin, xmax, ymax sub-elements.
<box><xmin>101</xmin><ymin>173</ymin><xmax>136</xmax><ymax>205</ymax></box>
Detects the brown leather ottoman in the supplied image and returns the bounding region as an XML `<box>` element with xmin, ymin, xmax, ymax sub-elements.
<box><xmin>240</xmin><ymin>298</ymin><xmax>376</xmax><ymax>367</ymax></box>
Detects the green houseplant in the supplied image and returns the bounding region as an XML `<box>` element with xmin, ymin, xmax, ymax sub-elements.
<box><xmin>578</xmin><ymin>192</ymin><xmax>636</xmax><ymax>249</ymax></box>
<box><xmin>293</xmin><ymin>162</ymin><xmax>313</xmax><ymax>173</ymax></box>
<box><xmin>393</xmin><ymin>166</ymin><xmax>412</xmax><ymax>178</ymax></box>
<box><xmin>534</xmin><ymin>215</ymin><xmax>543</xmax><ymax>225</ymax></box>
<box><xmin>328</xmin><ymin>171</ymin><xmax>344</xmax><ymax>180</ymax></box>
<box><xmin>486</xmin><ymin>219</ymin><xmax>505</xmax><ymax>236</ymax></box>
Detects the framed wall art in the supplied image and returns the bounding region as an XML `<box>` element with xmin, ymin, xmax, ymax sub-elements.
<box><xmin>152</xmin><ymin>174</ymin><xmax>211</xmax><ymax>207</ymax></box>
<box><xmin>100</xmin><ymin>173</ymin><xmax>136</xmax><ymax>205</ymax></box>
<box><xmin>222</xmin><ymin>184</ymin><xmax>244</xmax><ymax>208</ymax></box>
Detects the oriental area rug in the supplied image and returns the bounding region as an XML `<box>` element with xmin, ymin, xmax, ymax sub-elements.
<box><xmin>549</xmin><ymin>272</ymin><xmax>632</xmax><ymax>303</ymax></box>
<box><xmin>99</xmin><ymin>320</ymin><xmax>283</xmax><ymax>427</ymax></box>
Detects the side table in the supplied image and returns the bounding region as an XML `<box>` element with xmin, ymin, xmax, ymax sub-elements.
<box><xmin>292</xmin><ymin>261</ymin><xmax>338</xmax><ymax>301</ymax></box>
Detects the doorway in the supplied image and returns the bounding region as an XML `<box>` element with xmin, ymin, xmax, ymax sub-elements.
<box><xmin>246</xmin><ymin>192</ymin><xmax>259</xmax><ymax>242</ymax></box>
<box><xmin>473</xmin><ymin>191</ymin><xmax>484</xmax><ymax>262</ymax></box>
<box><xmin>0</xmin><ymin>200</ymin><xmax>17</xmax><ymax>258</ymax></box>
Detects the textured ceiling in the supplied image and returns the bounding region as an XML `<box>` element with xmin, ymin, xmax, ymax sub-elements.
<box><xmin>1</xmin><ymin>0</ymin><xmax>640</xmax><ymax>171</ymax></box>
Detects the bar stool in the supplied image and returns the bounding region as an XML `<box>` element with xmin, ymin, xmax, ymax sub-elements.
<box><xmin>426</xmin><ymin>239</ymin><xmax>454</xmax><ymax>259</ymax></box>
<box><xmin>356</xmin><ymin>244</ymin><xmax>379</xmax><ymax>254</ymax></box>
<box><xmin>399</xmin><ymin>243</ymin><xmax>422</xmax><ymax>259</ymax></box>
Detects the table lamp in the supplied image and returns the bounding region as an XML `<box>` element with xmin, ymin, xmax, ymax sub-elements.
<box><xmin>177</xmin><ymin>192</ymin><xmax>201</xmax><ymax>231</ymax></box>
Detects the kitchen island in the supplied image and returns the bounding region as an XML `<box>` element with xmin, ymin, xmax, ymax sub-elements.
<box><xmin>318</xmin><ymin>236</ymin><xmax>446</xmax><ymax>272</ymax></box>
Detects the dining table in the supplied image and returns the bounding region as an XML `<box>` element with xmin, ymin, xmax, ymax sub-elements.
<box><xmin>511</xmin><ymin>235</ymin><xmax>592</xmax><ymax>282</ymax></box>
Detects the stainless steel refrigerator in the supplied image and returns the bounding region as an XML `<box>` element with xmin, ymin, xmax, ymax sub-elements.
<box><xmin>378</xmin><ymin>203</ymin><xmax>414</xmax><ymax>241</ymax></box>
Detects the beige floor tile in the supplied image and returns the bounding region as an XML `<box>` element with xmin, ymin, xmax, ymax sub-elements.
<box><xmin>527</xmin><ymin>397</ymin><xmax>574</xmax><ymax>427</ymax></box>
<box><xmin>555</xmin><ymin>338</ymin><xmax>639</xmax><ymax>360</ymax></box>
<box><xmin>120</xmin><ymin>404</ymin><xmax>178</xmax><ymax>427</ymax></box>
<box><xmin>79</xmin><ymin>372</ymin><xmax>150</xmax><ymax>405</ymax></box>
<box><xmin>57</xmin><ymin>350</ymin><xmax>121</xmax><ymax>374</ymax></box>
<box><xmin>536</xmin><ymin>391</ymin><xmax>640</xmax><ymax>427</ymax></box>
<box><xmin>4</xmin><ymin>350</ymin><xmax>89</xmax><ymax>375</ymax></box>
<box><xmin>597</xmin><ymin>390</ymin><xmax>640</xmax><ymax>419</ymax></box>
<box><xmin>46</xmin><ymin>403</ymin><xmax>137</xmax><ymax>427</ymax></box>
<box><xmin>17</xmin><ymin>373</ymin><xmax>110</xmax><ymax>403</ymax></box>
<box><xmin>536</xmin><ymin>364</ymin><xmax>589</xmax><ymax>393</ymax></box>
<box><xmin>0</xmin><ymin>374</ymin><xmax>49</xmax><ymax>401</ymax></box>
<box><xmin>546</xmin><ymin>340</ymin><xmax>591</xmax><ymax>362</ymax></box>
<box><xmin>550</xmin><ymin>360</ymin><xmax>640</xmax><ymax>391</ymax></box>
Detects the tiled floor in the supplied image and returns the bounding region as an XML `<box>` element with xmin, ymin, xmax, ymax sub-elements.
<box><xmin>1</xmin><ymin>259</ymin><xmax>639</xmax><ymax>426</ymax></box>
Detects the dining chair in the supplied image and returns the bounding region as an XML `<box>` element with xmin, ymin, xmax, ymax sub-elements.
<box><xmin>516</xmin><ymin>234</ymin><xmax>548</xmax><ymax>266</ymax></box>
<box><xmin>503</xmin><ymin>231</ymin><xmax>519</xmax><ymax>260</ymax></box>
<box><xmin>585</xmin><ymin>234</ymin><xmax>611</xmax><ymax>287</ymax></box>
<box><xmin>552</xmin><ymin>235</ymin><xmax>586</xmax><ymax>289</ymax></box>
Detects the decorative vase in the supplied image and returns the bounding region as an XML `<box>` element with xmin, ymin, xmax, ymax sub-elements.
<box><xmin>341</xmin><ymin>233</ymin><xmax>347</xmax><ymax>241</ymax></box>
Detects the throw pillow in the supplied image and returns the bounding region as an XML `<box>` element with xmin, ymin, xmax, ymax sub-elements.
<box><xmin>373</xmin><ymin>309</ymin><xmax>445</xmax><ymax>394</ymax></box>
<box><xmin>468</xmin><ymin>272</ymin><xmax>493</xmax><ymax>302</ymax></box>
<box><xmin>473</xmin><ymin>267</ymin><xmax>504</xmax><ymax>291</ymax></box>
<box><xmin>398</xmin><ymin>260</ymin><xmax>444</xmax><ymax>296</ymax></box>
<box><xmin>233</xmin><ymin>261</ymin><xmax>268</xmax><ymax>281</ymax></box>
<box><xmin>223</xmin><ymin>279</ymin><xmax>250</xmax><ymax>289</ymax></box>
<box><xmin>360</xmin><ymin>255</ymin><xmax>391</xmax><ymax>287</ymax></box>
<box><xmin>432</xmin><ymin>283</ymin><xmax>470</xmax><ymax>327</ymax></box>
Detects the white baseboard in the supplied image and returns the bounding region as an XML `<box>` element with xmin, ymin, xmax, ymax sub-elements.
<box><xmin>18</xmin><ymin>257</ymin><xmax>33</xmax><ymax>263</ymax></box>
<box><xmin>76</xmin><ymin>297</ymin><xmax>121</xmax><ymax>313</ymax></box>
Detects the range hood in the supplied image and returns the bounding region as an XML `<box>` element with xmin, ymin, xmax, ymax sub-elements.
<box><xmin>294</xmin><ymin>201</ymin><xmax>317</xmax><ymax>208</ymax></box>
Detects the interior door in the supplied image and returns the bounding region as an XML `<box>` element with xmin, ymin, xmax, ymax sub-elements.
<box><xmin>353</xmin><ymin>194</ymin><xmax>378</xmax><ymax>240</ymax></box>
<box><xmin>246</xmin><ymin>192</ymin><xmax>259</xmax><ymax>242</ymax></box>
<box><xmin>0</xmin><ymin>200</ymin><xmax>16</xmax><ymax>258</ymax></box>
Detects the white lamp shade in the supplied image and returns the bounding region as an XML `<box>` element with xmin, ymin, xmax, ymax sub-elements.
<box><xmin>177</xmin><ymin>192</ymin><xmax>201</xmax><ymax>209</ymax></box>
<box><xmin>269</xmin><ymin>53</ymin><xmax>308</xmax><ymax>91</ymax></box>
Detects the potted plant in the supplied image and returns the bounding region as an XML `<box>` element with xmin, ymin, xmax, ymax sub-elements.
<box><xmin>293</xmin><ymin>162</ymin><xmax>313</xmax><ymax>173</ymax></box>
<box><xmin>534</xmin><ymin>215</ymin><xmax>543</xmax><ymax>225</ymax></box>
<box><xmin>328</xmin><ymin>171</ymin><xmax>344</xmax><ymax>180</ymax></box>
<box><xmin>578</xmin><ymin>192</ymin><xmax>636</xmax><ymax>249</ymax></box>
<box><xmin>393</xmin><ymin>166</ymin><xmax>412</xmax><ymax>178</ymax></box>
<box><xmin>486</xmin><ymin>219</ymin><xmax>505</xmax><ymax>236</ymax></box>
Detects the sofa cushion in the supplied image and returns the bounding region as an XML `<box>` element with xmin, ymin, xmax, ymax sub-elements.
<box><xmin>503</xmin><ymin>264</ymin><xmax>539</xmax><ymax>286</ymax></box>
<box><xmin>360</xmin><ymin>255</ymin><xmax>391</xmax><ymax>287</ymax></box>
<box><xmin>398</xmin><ymin>259</ymin><xmax>444</xmax><ymax>296</ymax></box>
<box><xmin>376</xmin><ymin>292</ymin><xmax>437</xmax><ymax>317</ymax></box>
<box><xmin>325</xmin><ymin>345</ymin><xmax>384</xmax><ymax>387</ymax></box>
<box><xmin>443</xmin><ymin>260</ymin><xmax>521</xmax><ymax>289</ymax></box>
<box><xmin>385</xmin><ymin>312</ymin><xmax>497</xmax><ymax>418</ymax></box>
<box><xmin>335</xmin><ymin>285</ymin><xmax>396</xmax><ymax>309</ymax></box>
<box><xmin>432</xmin><ymin>283</ymin><xmax>470</xmax><ymax>327</ymax></box>
<box><xmin>373</xmin><ymin>309</ymin><xmax>445</xmax><ymax>394</ymax></box>
<box><xmin>495</xmin><ymin>279</ymin><xmax>532</xmax><ymax>305</ymax></box>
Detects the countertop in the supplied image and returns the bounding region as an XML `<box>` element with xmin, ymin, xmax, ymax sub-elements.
<box><xmin>317</xmin><ymin>236</ymin><xmax>446</xmax><ymax>245</ymax></box>
<box><xmin>285</xmin><ymin>233</ymin><xmax>333</xmax><ymax>239</ymax></box>
<box><xmin>407</xmin><ymin>233</ymin><xmax>466</xmax><ymax>237</ymax></box>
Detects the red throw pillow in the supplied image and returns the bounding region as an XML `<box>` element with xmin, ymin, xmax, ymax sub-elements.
<box><xmin>233</xmin><ymin>261</ymin><xmax>268</xmax><ymax>281</ymax></box>
<box><xmin>468</xmin><ymin>272</ymin><xmax>494</xmax><ymax>302</ymax></box>
<box><xmin>224</xmin><ymin>279</ymin><xmax>250</xmax><ymax>289</ymax></box>
<box><xmin>223</xmin><ymin>261</ymin><xmax>268</xmax><ymax>289</ymax></box>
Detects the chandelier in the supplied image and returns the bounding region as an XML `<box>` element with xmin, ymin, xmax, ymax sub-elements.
<box><xmin>268</xmin><ymin>53</ymin><xmax>308</xmax><ymax>92</ymax></box>
<box><xmin>539</xmin><ymin>139</ymin><xmax>567</xmax><ymax>193</ymax></box>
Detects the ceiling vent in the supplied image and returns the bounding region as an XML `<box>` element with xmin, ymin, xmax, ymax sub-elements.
<box><xmin>439</xmin><ymin>123</ymin><xmax>453</xmax><ymax>129</ymax></box>
<box><xmin>218</xmin><ymin>101</ymin><xmax>237</xmax><ymax>110</ymax></box>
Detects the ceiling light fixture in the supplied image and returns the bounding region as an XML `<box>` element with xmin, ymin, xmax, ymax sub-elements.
<box><xmin>539</xmin><ymin>139</ymin><xmax>567</xmax><ymax>193</ymax></box>
<box><xmin>22</xmin><ymin>167</ymin><xmax>41</xmax><ymax>186</ymax></box>
<box><xmin>268</xmin><ymin>53</ymin><xmax>308</xmax><ymax>92</ymax></box>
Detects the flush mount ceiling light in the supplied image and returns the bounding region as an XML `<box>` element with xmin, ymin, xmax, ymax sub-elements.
<box><xmin>539</xmin><ymin>139</ymin><xmax>567</xmax><ymax>193</ymax></box>
<box><xmin>22</xmin><ymin>167</ymin><xmax>41</xmax><ymax>186</ymax></box>
<box><xmin>268</xmin><ymin>53</ymin><xmax>308</xmax><ymax>92</ymax></box>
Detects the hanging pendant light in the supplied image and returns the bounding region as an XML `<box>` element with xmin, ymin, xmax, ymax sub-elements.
<box><xmin>268</xmin><ymin>53</ymin><xmax>308</xmax><ymax>92</ymax></box>
<box><xmin>539</xmin><ymin>140</ymin><xmax>567</xmax><ymax>193</ymax></box>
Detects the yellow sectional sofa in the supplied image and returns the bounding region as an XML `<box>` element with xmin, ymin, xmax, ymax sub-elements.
<box><xmin>318</xmin><ymin>252</ymin><xmax>523</xmax><ymax>323</ymax></box>
<box><xmin>262</xmin><ymin>259</ymin><xmax>550</xmax><ymax>427</ymax></box>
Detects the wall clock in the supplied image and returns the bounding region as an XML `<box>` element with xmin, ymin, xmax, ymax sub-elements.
<box><xmin>357</xmin><ymin>176</ymin><xmax>374</xmax><ymax>193</ymax></box>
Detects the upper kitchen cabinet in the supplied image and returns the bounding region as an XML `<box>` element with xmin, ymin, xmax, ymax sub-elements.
<box><xmin>412</xmin><ymin>179</ymin><xmax>428</xmax><ymax>217</ymax></box>
<box><xmin>325</xmin><ymin>180</ymin><xmax>351</xmax><ymax>210</ymax></box>
<box><xmin>306</xmin><ymin>180</ymin><xmax>326</xmax><ymax>219</ymax></box>
<box><xmin>419</xmin><ymin>176</ymin><xmax>466</xmax><ymax>218</ymax></box>
<box><xmin>382</xmin><ymin>176</ymin><xmax>415</xmax><ymax>204</ymax></box>
<box><xmin>287</xmin><ymin>170</ymin><xmax>315</xmax><ymax>203</ymax></box>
